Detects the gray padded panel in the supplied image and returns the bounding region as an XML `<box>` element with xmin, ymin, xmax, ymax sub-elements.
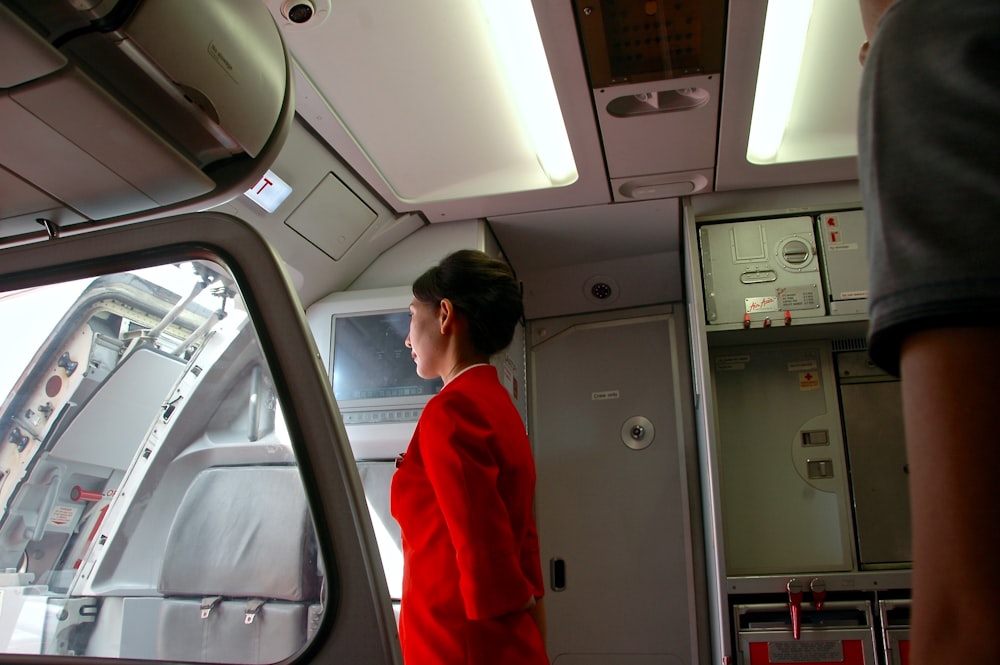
<box><xmin>51</xmin><ymin>346</ymin><xmax>184</xmax><ymax>468</ymax></box>
<box><xmin>119</xmin><ymin>597</ymin><xmax>163</xmax><ymax>659</ymax></box>
<box><xmin>158</xmin><ymin>600</ymin><xmax>307</xmax><ymax>663</ymax></box>
<box><xmin>158</xmin><ymin>466</ymin><xmax>319</xmax><ymax>601</ymax></box>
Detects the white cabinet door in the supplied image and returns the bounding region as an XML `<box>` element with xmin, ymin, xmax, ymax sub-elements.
<box><xmin>530</xmin><ymin>305</ymin><xmax>706</xmax><ymax>665</ymax></box>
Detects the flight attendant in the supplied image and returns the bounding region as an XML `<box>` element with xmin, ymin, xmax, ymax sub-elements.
<box><xmin>391</xmin><ymin>249</ymin><xmax>548</xmax><ymax>664</ymax></box>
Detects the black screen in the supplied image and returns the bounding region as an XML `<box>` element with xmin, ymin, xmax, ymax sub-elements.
<box><xmin>331</xmin><ymin>311</ymin><xmax>443</xmax><ymax>402</ymax></box>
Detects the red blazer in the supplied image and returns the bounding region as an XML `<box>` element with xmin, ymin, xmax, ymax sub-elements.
<box><xmin>391</xmin><ymin>365</ymin><xmax>548</xmax><ymax>665</ymax></box>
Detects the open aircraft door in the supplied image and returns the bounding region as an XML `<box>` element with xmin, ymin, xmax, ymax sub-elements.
<box><xmin>0</xmin><ymin>213</ymin><xmax>401</xmax><ymax>664</ymax></box>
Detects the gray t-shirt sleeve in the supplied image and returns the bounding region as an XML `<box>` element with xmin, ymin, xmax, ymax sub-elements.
<box><xmin>858</xmin><ymin>0</ymin><xmax>1000</xmax><ymax>375</ymax></box>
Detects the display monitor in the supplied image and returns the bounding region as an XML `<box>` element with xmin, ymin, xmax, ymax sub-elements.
<box><xmin>306</xmin><ymin>285</ymin><xmax>442</xmax><ymax>459</ymax></box>
<box><xmin>331</xmin><ymin>309</ymin><xmax>442</xmax><ymax>409</ymax></box>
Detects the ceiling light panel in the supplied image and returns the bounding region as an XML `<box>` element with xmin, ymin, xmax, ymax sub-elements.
<box><xmin>749</xmin><ymin>0</ymin><xmax>865</xmax><ymax>165</ymax></box>
<box><xmin>285</xmin><ymin>0</ymin><xmax>576</xmax><ymax>203</ymax></box>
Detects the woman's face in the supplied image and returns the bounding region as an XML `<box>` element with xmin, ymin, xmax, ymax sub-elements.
<box><xmin>405</xmin><ymin>298</ymin><xmax>445</xmax><ymax>380</ymax></box>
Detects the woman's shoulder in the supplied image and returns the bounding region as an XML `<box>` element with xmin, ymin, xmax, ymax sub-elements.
<box><xmin>424</xmin><ymin>366</ymin><xmax>504</xmax><ymax>416</ymax></box>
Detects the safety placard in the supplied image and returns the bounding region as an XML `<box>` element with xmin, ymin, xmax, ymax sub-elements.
<box><xmin>799</xmin><ymin>371</ymin><xmax>820</xmax><ymax>391</ymax></box>
<box><xmin>48</xmin><ymin>504</ymin><xmax>79</xmax><ymax>527</ymax></box>
<box><xmin>777</xmin><ymin>285</ymin><xmax>820</xmax><ymax>311</ymax></box>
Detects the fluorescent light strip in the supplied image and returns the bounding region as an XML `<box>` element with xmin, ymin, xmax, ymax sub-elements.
<box><xmin>746</xmin><ymin>0</ymin><xmax>815</xmax><ymax>164</ymax></box>
<box><xmin>480</xmin><ymin>0</ymin><xmax>578</xmax><ymax>186</ymax></box>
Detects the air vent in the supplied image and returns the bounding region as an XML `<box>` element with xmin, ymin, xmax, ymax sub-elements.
<box><xmin>832</xmin><ymin>338</ymin><xmax>868</xmax><ymax>353</ymax></box>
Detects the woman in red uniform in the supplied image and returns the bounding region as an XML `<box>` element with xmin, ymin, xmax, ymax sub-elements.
<box><xmin>391</xmin><ymin>249</ymin><xmax>548</xmax><ymax>665</ymax></box>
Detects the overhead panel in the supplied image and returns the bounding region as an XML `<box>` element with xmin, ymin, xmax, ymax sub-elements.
<box><xmin>575</xmin><ymin>0</ymin><xmax>725</xmax><ymax>201</ymax></box>
<box><xmin>0</xmin><ymin>0</ymin><xmax>292</xmax><ymax>242</ymax></box>
<box><xmin>284</xmin><ymin>173</ymin><xmax>378</xmax><ymax>262</ymax></box>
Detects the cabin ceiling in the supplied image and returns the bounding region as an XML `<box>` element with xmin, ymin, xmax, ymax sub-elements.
<box><xmin>1</xmin><ymin>0</ymin><xmax>865</xmax><ymax>302</ymax></box>
<box><xmin>259</xmin><ymin>0</ymin><xmax>865</xmax><ymax>274</ymax></box>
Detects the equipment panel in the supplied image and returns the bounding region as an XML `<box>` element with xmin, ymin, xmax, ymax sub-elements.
<box><xmin>700</xmin><ymin>216</ymin><xmax>824</xmax><ymax>328</ymax></box>
<box><xmin>818</xmin><ymin>210</ymin><xmax>869</xmax><ymax>316</ymax></box>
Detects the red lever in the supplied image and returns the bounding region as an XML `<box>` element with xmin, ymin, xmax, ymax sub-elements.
<box><xmin>810</xmin><ymin>577</ymin><xmax>827</xmax><ymax>611</ymax></box>
<box><xmin>784</xmin><ymin>310</ymin><xmax>792</xmax><ymax>326</ymax></box>
<box><xmin>743</xmin><ymin>313</ymin><xmax>751</xmax><ymax>329</ymax></box>
<box><xmin>70</xmin><ymin>486</ymin><xmax>103</xmax><ymax>502</ymax></box>
<box><xmin>787</xmin><ymin>578</ymin><xmax>803</xmax><ymax>640</ymax></box>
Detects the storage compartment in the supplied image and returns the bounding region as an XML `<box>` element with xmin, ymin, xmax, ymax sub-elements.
<box><xmin>711</xmin><ymin>341</ymin><xmax>855</xmax><ymax>575</ymax></box>
<box><xmin>700</xmin><ymin>217</ymin><xmax>825</xmax><ymax>328</ymax></box>
<box><xmin>879</xmin><ymin>599</ymin><xmax>911</xmax><ymax>665</ymax></box>
<box><xmin>819</xmin><ymin>211</ymin><xmax>869</xmax><ymax>316</ymax></box>
<box><xmin>0</xmin><ymin>0</ymin><xmax>291</xmax><ymax>232</ymax></box>
<box><xmin>835</xmin><ymin>351</ymin><xmax>911</xmax><ymax>568</ymax></box>
<box><xmin>735</xmin><ymin>601</ymin><xmax>878</xmax><ymax>665</ymax></box>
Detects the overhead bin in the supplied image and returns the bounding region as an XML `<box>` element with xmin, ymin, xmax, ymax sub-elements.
<box><xmin>0</xmin><ymin>0</ymin><xmax>293</xmax><ymax>241</ymax></box>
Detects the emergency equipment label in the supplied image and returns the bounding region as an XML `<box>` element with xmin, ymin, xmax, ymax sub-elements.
<box><xmin>799</xmin><ymin>371</ymin><xmax>820</xmax><ymax>391</ymax></box>
<box><xmin>776</xmin><ymin>285</ymin><xmax>820</xmax><ymax>310</ymax></box>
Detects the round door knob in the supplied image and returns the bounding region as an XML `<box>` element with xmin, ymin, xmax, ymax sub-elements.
<box><xmin>621</xmin><ymin>416</ymin><xmax>655</xmax><ymax>451</ymax></box>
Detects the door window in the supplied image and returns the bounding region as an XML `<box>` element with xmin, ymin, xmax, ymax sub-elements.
<box><xmin>0</xmin><ymin>259</ymin><xmax>325</xmax><ymax>662</ymax></box>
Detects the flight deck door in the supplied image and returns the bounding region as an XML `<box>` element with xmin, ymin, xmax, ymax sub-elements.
<box><xmin>530</xmin><ymin>304</ymin><xmax>707</xmax><ymax>665</ymax></box>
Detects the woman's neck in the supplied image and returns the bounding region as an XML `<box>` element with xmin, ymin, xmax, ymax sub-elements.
<box><xmin>442</xmin><ymin>357</ymin><xmax>489</xmax><ymax>384</ymax></box>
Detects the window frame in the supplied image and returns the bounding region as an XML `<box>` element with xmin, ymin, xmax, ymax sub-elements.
<box><xmin>0</xmin><ymin>212</ymin><xmax>401</xmax><ymax>665</ymax></box>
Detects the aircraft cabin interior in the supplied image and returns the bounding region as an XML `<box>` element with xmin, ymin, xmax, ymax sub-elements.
<box><xmin>0</xmin><ymin>1</ymin><xmax>911</xmax><ymax>664</ymax></box>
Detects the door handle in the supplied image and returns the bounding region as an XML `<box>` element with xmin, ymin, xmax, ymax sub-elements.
<box><xmin>550</xmin><ymin>558</ymin><xmax>566</xmax><ymax>592</ymax></box>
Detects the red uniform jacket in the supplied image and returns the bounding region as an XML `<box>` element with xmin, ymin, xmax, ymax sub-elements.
<box><xmin>391</xmin><ymin>365</ymin><xmax>548</xmax><ymax>665</ymax></box>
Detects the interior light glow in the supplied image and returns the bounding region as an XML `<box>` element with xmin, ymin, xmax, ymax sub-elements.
<box><xmin>746</xmin><ymin>0</ymin><xmax>815</xmax><ymax>164</ymax></box>
<box><xmin>479</xmin><ymin>0</ymin><xmax>577</xmax><ymax>186</ymax></box>
<box><xmin>366</xmin><ymin>497</ymin><xmax>403</xmax><ymax>599</ymax></box>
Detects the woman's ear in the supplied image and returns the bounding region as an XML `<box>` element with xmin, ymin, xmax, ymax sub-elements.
<box><xmin>438</xmin><ymin>298</ymin><xmax>455</xmax><ymax>333</ymax></box>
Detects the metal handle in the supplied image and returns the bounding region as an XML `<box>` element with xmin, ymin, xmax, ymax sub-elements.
<box><xmin>786</xmin><ymin>578</ymin><xmax>803</xmax><ymax>640</ymax></box>
<box><xmin>550</xmin><ymin>558</ymin><xmax>566</xmax><ymax>592</ymax></box>
<box><xmin>810</xmin><ymin>577</ymin><xmax>827</xmax><ymax>610</ymax></box>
